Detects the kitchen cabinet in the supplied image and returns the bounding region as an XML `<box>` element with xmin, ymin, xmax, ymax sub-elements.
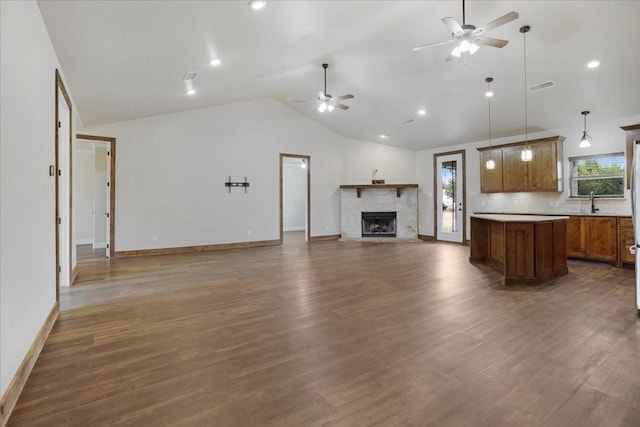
<box><xmin>479</xmin><ymin>149</ymin><xmax>503</xmax><ymax>192</ymax></box>
<box><xmin>618</xmin><ymin>216</ymin><xmax>635</xmax><ymax>266</ymax></box>
<box><xmin>470</xmin><ymin>214</ymin><xmax>568</xmax><ymax>286</ymax></box>
<box><xmin>585</xmin><ymin>217</ymin><xmax>617</xmax><ymax>262</ymax></box>
<box><xmin>478</xmin><ymin>136</ymin><xmax>564</xmax><ymax>193</ymax></box>
<box><xmin>566</xmin><ymin>216</ymin><xmax>585</xmax><ymax>257</ymax></box>
<box><xmin>502</xmin><ymin>147</ymin><xmax>529</xmax><ymax>192</ymax></box>
<box><xmin>566</xmin><ymin>216</ymin><xmax>618</xmax><ymax>263</ymax></box>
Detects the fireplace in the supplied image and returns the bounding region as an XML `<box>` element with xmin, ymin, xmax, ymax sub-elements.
<box><xmin>361</xmin><ymin>212</ymin><xmax>396</xmax><ymax>237</ymax></box>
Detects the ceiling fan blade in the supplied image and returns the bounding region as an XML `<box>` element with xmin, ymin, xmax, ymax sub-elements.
<box><xmin>475</xmin><ymin>11</ymin><xmax>519</xmax><ymax>33</ymax></box>
<box><xmin>412</xmin><ymin>38</ymin><xmax>455</xmax><ymax>51</ymax></box>
<box><xmin>334</xmin><ymin>103</ymin><xmax>349</xmax><ymax>110</ymax></box>
<box><xmin>291</xmin><ymin>98</ymin><xmax>318</xmax><ymax>103</ymax></box>
<box><xmin>337</xmin><ymin>94</ymin><xmax>354</xmax><ymax>100</ymax></box>
<box><xmin>475</xmin><ymin>36</ymin><xmax>509</xmax><ymax>48</ymax></box>
<box><xmin>442</xmin><ymin>17</ymin><xmax>463</xmax><ymax>34</ymax></box>
<box><xmin>444</xmin><ymin>53</ymin><xmax>459</xmax><ymax>62</ymax></box>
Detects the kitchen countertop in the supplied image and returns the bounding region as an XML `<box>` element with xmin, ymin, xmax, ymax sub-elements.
<box><xmin>470</xmin><ymin>214</ymin><xmax>569</xmax><ymax>222</ymax></box>
<box><xmin>474</xmin><ymin>211</ymin><xmax>631</xmax><ymax>218</ymax></box>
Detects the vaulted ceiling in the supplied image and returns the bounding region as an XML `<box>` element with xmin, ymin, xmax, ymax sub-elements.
<box><xmin>38</xmin><ymin>1</ymin><xmax>640</xmax><ymax>150</ymax></box>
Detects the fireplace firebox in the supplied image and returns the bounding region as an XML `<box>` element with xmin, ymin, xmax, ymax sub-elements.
<box><xmin>361</xmin><ymin>212</ymin><xmax>397</xmax><ymax>237</ymax></box>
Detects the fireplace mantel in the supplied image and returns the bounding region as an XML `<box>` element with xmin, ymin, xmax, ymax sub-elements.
<box><xmin>339</xmin><ymin>184</ymin><xmax>418</xmax><ymax>198</ymax></box>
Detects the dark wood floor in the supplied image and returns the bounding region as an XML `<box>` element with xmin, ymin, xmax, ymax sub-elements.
<box><xmin>9</xmin><ymin>232</ymin><xmax>640</xmax><ymax>426</ymax></box>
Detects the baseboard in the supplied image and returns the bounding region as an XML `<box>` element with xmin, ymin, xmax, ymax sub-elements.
<box><xmin>283</xmin><ymin>227</ymin><xmax>305</xmax><ymax>232</ymax></box>
<box><xmin>114</xmin><ymin>239</ymin><xmax>281</xmax><ymax>258</ymax></box>
<box><xmin>0</xmin><ymin>302</ymin><xmax>59</xmax><ymax>427</ymax></box>
<box><xmin>418</xmin><ymin>234</ymin><xmax>436</xmax><ymax>241</ymax></box>
<box><xmin>76</xmin><ymin>238</ymin><xmax>93</xmax><ymax>245</ymax></box>
<box><xmin>70</xmin><ymin>265</ymin><xmax>79</xmax><ymax>285</ymax></box>
<box><xmin>92</xmin><ymin>242</ymin><xmax>106</xmax><ymax>249</ymax></box>
<box><xmin>309</xmin><ymin>234</ymin><xmax>341</xmax><ymax>242</ymax></box>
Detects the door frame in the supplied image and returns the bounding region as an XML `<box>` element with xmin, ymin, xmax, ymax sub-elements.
<box><xmin>76</xmin><ymin>134</ymin><xmax>116</xmax><ymax>258</ymax></box>
<box><xmin>433</xmin><ymin>149</ymin><xmax>467</xmax><ymax>243</ymax></box>
<box><xmin>279</xmin><ymin>153</ymin><xmax>310</xmax><ymax>242</ymax></box>
<box><xmin>55</xmin><ymin>70</ymin><xmax>72</xmax><ymax>300</ymax></box>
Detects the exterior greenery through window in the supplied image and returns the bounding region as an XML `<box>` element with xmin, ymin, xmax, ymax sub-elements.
<box><xmin>569</xmin><ymin>153</ymin><xmax>624</xmax><ymax>198</ymax></box>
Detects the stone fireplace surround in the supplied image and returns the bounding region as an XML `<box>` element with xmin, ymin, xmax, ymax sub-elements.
<box><xmin>340</xmin><ymin>184</ymin><xmax>419</xmax><ymax>240</ymax></box>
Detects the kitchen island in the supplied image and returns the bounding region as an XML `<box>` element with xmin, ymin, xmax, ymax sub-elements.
<box><xmin>470</xmin><ymin>214</ymin><xmax>569</xmax><ymax>286</ymax></box>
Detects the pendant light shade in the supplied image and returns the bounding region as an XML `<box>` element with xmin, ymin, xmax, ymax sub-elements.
<box><xmin>485</xmin><ymin>77</ymin><xmax>495</xmax><ymax>170</ymax></box>
<box><xmin>520</xmin><ymin>25</ymin><xmax>533</xmax><ymax>162</ymax></box>
<box><xmin>579</xmin><ymin>110</ymin><xmax>592</xmax><ymax>148</ymax></box>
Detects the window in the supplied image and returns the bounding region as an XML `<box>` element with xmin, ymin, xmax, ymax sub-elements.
<box><xmin>569</xmin><ymin>153</ymin><xmax>625</xmax><ymax>198</ymax></box>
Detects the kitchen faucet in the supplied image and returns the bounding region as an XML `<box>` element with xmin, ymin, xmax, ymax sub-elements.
<box><xmin>589</xmin><ymin>191</ymin><xmax>599</xmax><ymax>214</ymax></box>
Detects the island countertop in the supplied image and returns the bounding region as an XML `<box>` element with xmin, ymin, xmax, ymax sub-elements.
<box><xmin>470</xmin><ymin>214</ymin><xmax>569</xmax><ymax>222</ymax></box>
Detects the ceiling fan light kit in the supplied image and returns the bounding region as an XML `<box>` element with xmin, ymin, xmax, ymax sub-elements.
<box><xmin>412</xmin><ymin>0</ymin><xmax>518</xmax><ymax>62</ymax></box>
<box><xmin>292</xmin><ymin>63</ymin><xmax>354</xmax><ymax>113</ymax></box>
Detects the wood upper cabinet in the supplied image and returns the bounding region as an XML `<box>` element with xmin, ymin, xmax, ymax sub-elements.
<box><xmin>478</xmin><ymin>136</ymin><xmax>564</xmax><ymax>193</ymax></box>
<box><xmin>529</xmin><ymin>140</ymin><xmax>560</xmax><ymax>191</ymax></box>
<box><xmin>502</xmin><ymin>147</ymin><xmax>529</xmax><ymax>192</ymax></box>
<box><xmin>479</xmin><ymin>149</ymin><xmax>503</xmax><ymax>192</ymax></box>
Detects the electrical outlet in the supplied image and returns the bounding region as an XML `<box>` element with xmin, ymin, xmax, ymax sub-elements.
<box><xmin>247</xmin><ymin>230</ymin><xmax>251</xmax><ymax>236</ymax></box>
<box><xmin>325</xmin><ymin>225</ymin><xmax>329</xmax><ymax>230</ymax></box>
<box><xmin>152</xmin><ymin>234</ymin><xmax>158</xmax><ymax>241</ymax></box>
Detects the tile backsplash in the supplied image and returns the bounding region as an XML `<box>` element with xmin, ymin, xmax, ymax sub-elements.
<box><xmin>478</xmin><ymin>192</ymin><xmax>632</xmax><ymax>216</ymax></box>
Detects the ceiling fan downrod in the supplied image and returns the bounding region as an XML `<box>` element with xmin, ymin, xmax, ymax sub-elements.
<box><xmin>322</xmin><ymin>63</ymin><xmax>328</xmax><ymax>96</ymax></box>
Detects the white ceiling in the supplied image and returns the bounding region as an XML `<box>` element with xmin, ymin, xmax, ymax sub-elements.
<box><xmin>38</xmin><ymin>1</ymin><xmax>640</xmax><ymax>150</ymax></box>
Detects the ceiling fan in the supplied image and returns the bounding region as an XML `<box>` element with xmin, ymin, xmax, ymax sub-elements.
<box><xmin>412</xmin><ymin>0</ymin><xmax>518</xmax><ymax>62</ymax></box>
<box><xmin>292</xmin><ymin>64</ymin><xmax>354</xmax><ymax>112</ymax></box>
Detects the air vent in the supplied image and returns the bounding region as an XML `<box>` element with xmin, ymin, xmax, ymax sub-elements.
<box><xmin>402</xmin><ymin>118</ymin><xmax>416</xmax><ymax>125</ymax></box>
<box><xmin>529</xmin><ymin>80</ymin><xmax>555</xmax><ymax>92</ymax></box>
<box><xmin>183</xmin><ymin>71</ymin><xmax>200</xmax><ymax>81</ymax></box>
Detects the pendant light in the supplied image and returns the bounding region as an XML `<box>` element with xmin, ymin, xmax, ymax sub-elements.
<box><xmin>485</xmin><ymin>77</ymin><xmax>496</xmax><ymax>170</ymax></box>
<box><xmin>520</xmin><ymin>25</ymin><xmax>533</xmax><ymax>162</ymax></box>
<box><xmin>579</xmin><ymin>111</ymin><xmax>592</xmax><ymax>148</ymax></box>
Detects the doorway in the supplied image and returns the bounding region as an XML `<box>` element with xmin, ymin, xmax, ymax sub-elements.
<box><xmin>434</xmin><ymin>150</ymin><xmax>466</xmax><ymax>243</ymax></box>
<box><xmin>76</xmin><ymin>134</ymin><xmax>116</xmax><ymax>258</ymax></box>
<box><xmin>55</xmin><ymin>70</ymin><xmax>72</xmax><ymax>297</ymax></box>
<box><xmin>280</xmin><ymin>153</ymin><xmax>310</xmax><ymax>243</ymax></box>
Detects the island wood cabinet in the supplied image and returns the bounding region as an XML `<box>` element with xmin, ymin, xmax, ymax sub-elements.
<box><xmin>470</xmin><ymin>214</ymin><xmax>568</xmax><ymax>286</ymax></box>
<box><xmin>566</xmin><ymin>215</ymin><xmax>620</xmax><ymax>264</ymax></box>
<box><xmin>478</xmin><ymin>136</ymin><xmax>564</xmax><ymax>193</ymax></box>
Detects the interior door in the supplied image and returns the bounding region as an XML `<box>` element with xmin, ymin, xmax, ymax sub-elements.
<box><xmin>436</xmin><ymin>152</ymin><xmax>464</xmax><ymax>243</ymax></box>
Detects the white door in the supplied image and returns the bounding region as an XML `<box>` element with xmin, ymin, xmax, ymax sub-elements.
<box><xmin>436</xmin><ymin>153</ymin><xmax>464</xmax><ymax>243</ymax></box>
<box><xmin>105</xmin><ymin>144</ymin><xmax>111</xmax><ymax>258</ymax></box>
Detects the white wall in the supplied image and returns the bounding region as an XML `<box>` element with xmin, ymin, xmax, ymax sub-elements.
<box><xmin>94</xmin><ymin>145</ymin><xmax>108</xmax><ymax>246</ymax></box>
<box><xmin>84</xmin><ymin>99</ymin><xmax>418</xmax><ymax>251</ymax></box>
<box><xmin>74</xmin><ymin>143</ymin><xmax>95</xmax><ymax>243</ymax></box>
<box><xmin>417</xmin><ymin>114</ymin><xmax>640</xmax><ymax>239</ymax></box>
<box><xmin>283</xmin><ymin>162</ymin><xmax>307</xmax><ymax>231</ymax></box>
<box><xmin>0</xmin><ymin>0</ymin><xmax>73</xmax><ymax>397</ymax></box>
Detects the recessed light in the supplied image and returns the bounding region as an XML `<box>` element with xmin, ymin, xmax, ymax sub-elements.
<box><xmin>248</xmin><ymin>0</ymin><xmax>266</xmax><ymax>10</ymax></box>
<box><xmin>587</xmin><ymin>60</ymin><xmax>600</xmax><ymax>69</ymax></box>
<box><xmin>379</xmin><ymin>134</ymin><xmax>388</xmax><ymax>139</ymax></box>
<box><xmin>209</xmin><ymin>58</ymin><xmax>222</xmax><ymax>66</ymax></box>
<box><xmin>418</xmin><ymin>109</ymin><xmax>426</xmax><ymax>116</ymax></box>
<box><xmin>186</xmin><ymin>89</ymin><xmax>196</xmax><ymax>96</ymax></box>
